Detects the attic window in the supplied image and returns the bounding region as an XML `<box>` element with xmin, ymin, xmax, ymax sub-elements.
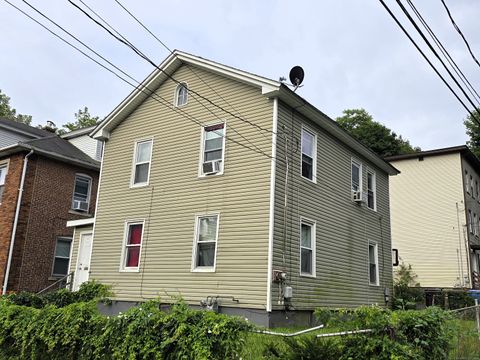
<box><xmin>175</xmin><ymin>83</ymin><xmax>188</xmax><ymax>107</ymax></box>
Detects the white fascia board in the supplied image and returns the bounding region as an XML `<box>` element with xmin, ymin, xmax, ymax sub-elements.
<box><xmin>66</xmin><ymin>218</ymin><xmax>95</xmax><ymax>228</ymax></box>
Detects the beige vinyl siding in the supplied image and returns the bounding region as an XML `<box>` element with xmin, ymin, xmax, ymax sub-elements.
<box><xmin>271</xmin><ymin>102</ymin><xmax>392</xmax><ymax>310</ymax></box>
<box><xmin>390</xmin><ymin>153</ymin><xmax>467</xmax><ymax>288</ymax></box>
<box><xmin>90</xmin><ymin>65</ymin><xmax>273</xmax><ymax>308</ymax></box>
<box><xmin>68</xmin><ymin>224</ymin><xmax>94</xmax><ymax>276</ymax></box>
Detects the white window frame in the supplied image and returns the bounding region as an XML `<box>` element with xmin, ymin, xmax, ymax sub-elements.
<box><xmin>174</xmin><ymin>82</ymin><xmax>188</xmax><ymax>107</ymax></box>
<box><xmin>119</xmin><ymin>220</ymin><xmax>145</xmax><ymax>272</ymax></box>
<box><xmin>351</xmin><ymin>158</ymin><xmax>362</xmax><ymax>194</ymax></box>
<box><xmin>471</xmin><ymin>175</ymin><xmax>474</xmax><ymax>197</ymax></box>
<box><xmin>198</xmin><ymin>122</ymin><xmax>226</xmax><ymax>177</ymax></box>
<box><xmin>0</xmin><ymin>161</ymin><xmax>8</xmax><ymax>204</ymax></box>
<box><xmin>366</xmin><ymin>169</ymin><xmax>377</xmax><ymax>211</ymax></box>
<box><xmin>466</xmin><ymin>170</ymin><xmax>470</xmax><ymax>193</ymax></box>
<box><xmin>71</xmin><ymin>173</ymin><xmax>92</xmax><ymax>212</ymax></box>
<box><xmin>191</xmin><ymin>213</ymin><xmax>220</xmax><ymax>272</ymax></box>
<box><xmin>131</xmin><ymin>138</ymin><xmax>153</xmax><ymax>187</ymax></box>
<box><xmin>51</xmin><ymin>236</ymin><xmax>73</xmax><ymax>277</ymax></box>
<box><xmin>300</xmin><ymin>126</ymin><xmax>317</xmax><ymax>183</ymax></box>
<box><xmin>368</xmin><ymin>241</ymin><xmax>379</xmax><ymax>286</ymax></box>
<box><xmin>469</xmin><ymin>210</ymin><xmax>473</xmax><ymax>234</ymax></box>
<box><xmin>299</xmin><ymin>217</ymin><xmax>316</xmax><ymax>278</ymax></box>
<box><xmin>475</xmin><ymin>213</ymin><xmax>478</xmax><ymax>236</ymax></box>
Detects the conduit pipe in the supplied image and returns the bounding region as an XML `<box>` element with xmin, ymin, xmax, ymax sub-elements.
<box><xmin>2</xmin><ymin>150</ymin><xmax>34</xmax><ymax>294</ymax></box>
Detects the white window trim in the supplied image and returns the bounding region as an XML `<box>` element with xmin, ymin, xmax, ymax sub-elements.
<box><xmin>51</xmin><ymin>236</ymin><xmax>73</xmax><ymax>277</ymax></box>
<box><xmin>198</xmin><ymin>122</ymin><xmax>226</xmax><ymax>178</ymax></box>
<box><xmin>299</xmin><ymin>217</ymin><xmax>316</xmax><ymax>278</ymax></box>
<box><xmin>191</xmin><ymin>213</ymin><xmax>220</xmax><ymax>272</ymax></box>
<box><xmin>71</xmin><ymin>173</ymin><xmax>92</xmax><ymax>211</ymax></box>
<box><xmin>300</xmin><ymin>126</ymin><xmax>317</xmax><ymax>183</ymax></box>
<box><xmin>174</xmin><ymin>82</ymin><xmax>189</xmax><ymax>107</ymax></box>
<box><xmin>366</xmin><ymin>168</ymin><xmax>377</xmax><ymax>211</ymax></box>
<box><xmin>351</xmin><ymin>158</ymin><xmax>362</xmax><ymax>194</ymax></box>
<box><xmin>466</xmin><ymin>170</ymin><xmax>470</xmax><ymax>193</ymax></box>
<box><xmin>0</xmin><ymin>160</ymin><xmax>9</xmax><ymax>204</ymax></box>
<box><xmin>130</xmin><ymin>138</ymin><xmax>153</xmax><ymax>188</ymax></box>
<box><xmin>469</xmin><ymin>210</ymin><xmax>473</xmax><ymax>234</ymax></box>
<box><xmin>474</xmin><ymin>213</ymin><xmax>478</xmax><ymax>236</ymax></box>
<box><xmin>368</xmin><ymin>241</ymin><xmax>379</xmax><ymax>286</ymax></box>
<box><xmin>119</xmin><ymin>219</ymin><xmax>145</xmax><ymax>272</ymax></box>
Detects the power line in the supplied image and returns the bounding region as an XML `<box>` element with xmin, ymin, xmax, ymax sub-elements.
<box><xmin>5</xmin><ymin>0</ymin><xmax>273</xmax><ymax>160</ymax></box>
<box><xmin>72</xmin><ymin>0</ymin><xmax>269</xmax><ymax>156</ymax></box>
<box><xmin>378</xmin><ymin>0</ymin><xmax>480</xmax><ymax>125</ymax></box>
<box><xmin>395</xmin><ymin>0</ymin><xmax>480</xmax><ymax>114</ymax></box>
<box><xmin>440</xmin><ymin>0</ymin><xmax>480</xmax><ymax>70</ymax></box>
<box><xmin>405</xmin><ymin>0</ymin><xmax>480</xmax><ymax>105</ymax></box>
<box><xmin>66</xmin><ymin>0</ymin><xmax>277</xmax><ymax>137</ymax></box>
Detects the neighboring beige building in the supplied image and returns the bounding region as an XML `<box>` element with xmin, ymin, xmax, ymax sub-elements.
<box><xmin>387</xmin><ymin>146</ymin><xmax>480</xmax><ymax>292</ymax></box>
<box><xmin>68</xmin><ymin>51</ymin><xmax>398</xmax><ymax>327</ymax></box>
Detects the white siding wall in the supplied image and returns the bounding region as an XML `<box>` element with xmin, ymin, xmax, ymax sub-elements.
<box><xmin>68</xmin><ymin>135</ymin><xmax>100</xmax><ymax>160</ymax></box>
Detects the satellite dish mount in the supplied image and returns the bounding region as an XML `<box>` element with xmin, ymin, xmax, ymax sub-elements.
<box><xmin>289</xmin><ymin>66</ymin><xmax>305</xmax><ymax>92</ymax></box>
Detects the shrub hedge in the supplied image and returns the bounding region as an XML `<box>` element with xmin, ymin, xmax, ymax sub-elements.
<box><xmin>0</xmin><ymin>298</ymin><xmax>251</xmax><ymax>359</ymax></box>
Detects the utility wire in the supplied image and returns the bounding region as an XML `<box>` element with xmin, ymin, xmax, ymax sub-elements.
<box><xmin>108</xmin><ymin>0</ymin><xmax>271</xmax><ymax>142</ymax></box>
<box><xmin>440</xmin><ymin>0</ymin><xmax>480</xmax><ymax>70</ymax></box>
<box><xmin>67</xmin><ymin>0</ymin><xmax>277</xmax><ymax>137</ymax></box>
<box><xmin>6</xmin><ymin>0</ymin><xmax>272</xmax><ymax>160</ymax></box>
<box><xmin>405</xmin><ymin>0</ymin><xmax>480</xmax><ymax>105</ymax></box>
<box><xmin>395</xmin><ymin>0</ymin><xmax>480</xmax><ymax>116</ymax></box>
<box><xmin>73</xmin><ymin>0</ymin><xmax>269</xmax><ymax>156</ymax></box>
<box><xmin>378</xmin><ymin>0</ymin><xmax>480</xmax><ymax>125</ymax></box>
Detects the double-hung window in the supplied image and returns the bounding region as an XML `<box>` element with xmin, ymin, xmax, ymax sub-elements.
<box><xmin>0</xmin><ymin>164</ymin><xmax>7</xmax><ymax>203</ymax></box>
<box><xmin>469</xmin><ymin>210</ymin><xmax>473</xmax><ymax>234</ymax></box>
<box><xmin>175</xmin><ymin>83</ymin><xmax>188</xmax><ymax>107</ymax></box>
<box><xmin>475</xmin><ymin>213</ymin><xmax>478</xmax><ymax>236</ymax></box>
<box><xmin>122</xmin><ymin>222</ymin><xmax>144</xmax><ymax>270</ymax></box>
<box><xmin>351</xmin><ymin>160</ymin><xmax>362</xmax><ymax>193</ymax></box>
<box><xmin>471</xmin><ymin>175</ymin><xmax>474</xmax><ymax>197</ymax></box>
<box><xmin>368</xmin><ymin>241</ymin><xmax>379</xmax><ymax>285</ymax></box>
<box><xmin>301</xmin><ymin>128</ymin><xmax>316</xmax><ymax>182</ymax></box>
<box><xmin>201</xmin><ymin>123</ymin><xmax>225</xmax><ymax>175</ymax></box>
<box><xmin>52</xmin><ymin>237</ymin><xmax>72</xmax><ymax>277</ymax></box>
<box><xmin>193</xmin><ymin>215</ymin><xmax>219</xmax><ymax>271</ymax></box>
<box><xmin>132</xmin><ymin>140</ymin><xmax>153</xmax><ymax>186</ymax></box>
<box><xmin>300</xmin><ymin>219</ymin><xmax>316</xmax><ymax>277</ymax></box>
<box><xmin>72</xmin><ymin>174</ymin><xmax>91</xmax><ymax>212</ymax></box>
<box><xmin>367</xmin><ymin>170</ymin><xmax>376</xmax><ymax>210</ymax></box>
<box><xmin>466</xmin><ymin>170</ymin><xmax>470</xmax><ymax>193</ymax></box>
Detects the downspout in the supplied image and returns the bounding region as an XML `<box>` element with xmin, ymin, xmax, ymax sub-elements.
<box><xmin>2</xmin><ymin>150</ymin><xmax>34</xmax><ymax>294</ymax></box>
<box><xmin>266</xmin><ymin>98</ymin><xmax>278</xmax><ymax>313</ymax></box>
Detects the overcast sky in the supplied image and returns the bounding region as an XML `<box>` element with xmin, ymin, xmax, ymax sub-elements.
<box><xmin>1</xmin><ymin>0</ymin><xmax>480</xmax><ymax>150</ymax></box>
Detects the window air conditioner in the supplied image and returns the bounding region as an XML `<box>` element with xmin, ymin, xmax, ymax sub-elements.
<box><xmin>72</xmin><ymin>200</ymin><xmax>89</xmax><ymax>212</ymax></box>
<box><xmin>352</xmin><ymin>191</ymin><xmax>364</xmax><ymax>203</ymax></box>
<box><xmin>202</xmin><ymin>160</ymin><xmax>221</xmax><ymax>175</ymax></box>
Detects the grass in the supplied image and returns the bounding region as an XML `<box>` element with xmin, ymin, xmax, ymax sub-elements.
<box><xmin>449</xmin><ymin>320</ymin><xmax>480</xmax><ymax>360</ymax></box>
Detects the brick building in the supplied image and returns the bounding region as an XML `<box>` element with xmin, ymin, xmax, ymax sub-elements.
<box><xmin>0</xmin><ymin>122</ymin><xmax>99</xmax><ymax>293</ymax></box>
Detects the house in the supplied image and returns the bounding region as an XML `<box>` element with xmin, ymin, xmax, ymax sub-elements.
<box><xmin>0</xmin><ymin>118</ymin><xmax>100</xmax><ymax>294</ymax></box>
<box><xmin>61</xmin><ymin>125</ymin><xmax>103</xmax><ymax>161</ymax></box>
<box><xmin>69</xmin><ymin>51</ymin><xmax>398</xmax><ymax>327</ymax></box>
<box><xmin>387</xmin><ymin>146</ymin><xmax>480</xmax><ymax>297</ymax></box>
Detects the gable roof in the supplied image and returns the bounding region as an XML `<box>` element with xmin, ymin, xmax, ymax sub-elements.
<box><xmin>91</xmin><ymin>50</ymin><xmax>398</xmax><ymax>175</ymax></box>
<box><xmin>0</xmin><ymin>135</ymin><xmax>100</xmax><ymax>170</ymax></box>
<box><xmin>0</xmin><ymin>117</ymin><xmax>53</xmax><ymax>139</ymax></box>
<box><xmin>61</xmin><ymin>125</ymin><xmax>97</xmax><ymax>140</ymax></box>
<box><xmin>385</xmin><ymin>145</ymin><xmax>480</xmax><ymax>170</ymax></box>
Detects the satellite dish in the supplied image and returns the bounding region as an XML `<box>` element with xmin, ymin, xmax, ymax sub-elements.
<box><xmin>289</xmin><ymin>66</ymin><xmax>304</xmax><ymax>90</ymax></box>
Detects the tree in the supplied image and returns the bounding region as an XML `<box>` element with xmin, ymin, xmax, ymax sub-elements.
<box><xmin>61</xmin><ymin>107</ymin><xmax>99</xmax><ymax>133</ymax></box>
<box><xmin>335</xmin><ymin>108</ymin><xmax>419</xmax><ymax>157</ymax></box>
<box><xmin>464</xmin><ymin>108</ymin><xmax>480</xmax><ymax>158</ymax></box>
<box><xmin>0</xmin><ymin>89</ymin><xmax>32</xmax><ymax>125</ymax></box>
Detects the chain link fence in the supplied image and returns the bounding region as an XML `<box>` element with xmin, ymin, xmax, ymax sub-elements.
<box><xmin>450</xmin><ymin>304</ymin><xmax>480</xmax><ymax>359</ymax></box>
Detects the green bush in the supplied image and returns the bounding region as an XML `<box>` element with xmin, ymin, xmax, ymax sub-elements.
<box><xmin>393</xmin><ymin>262</ymin><xmax>424</xmax><ymax>310</ymax></box>
<box><xmin>266</xmin><ymin>306</ymin><xmax>454</xmax><ymax>360</ymax></box>
<box><xmin>5</xmin><ymin>281</ymin><xmax>112</xmax><ymax>308</ymax></box>
<box><xmin>0</xmin><ymin>298</ymin><xmax>251</xmax><ymax>359</ymax></box>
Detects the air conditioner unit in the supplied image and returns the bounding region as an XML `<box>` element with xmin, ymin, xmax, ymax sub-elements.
<box><xmin>202</xmin><ymin>160</ymin><xmax>221</xmax><ymax>175</ymax></box>
<box><xmin>72</xmin><ymin>200</ymin><xmax>89</xmax><ymax>212</ymax></box>
<box><xmin>352</xmin><ymin>191</ymin><xmax>364</xmax><ymax>203</ymax></box>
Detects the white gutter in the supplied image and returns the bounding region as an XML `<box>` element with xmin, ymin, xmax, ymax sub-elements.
<box><xmin>266</xmin><ymin>98</ymin><xmax>278</xmax><ymax>312</ymax></box>
<box><xmin>2</xmin><ymin>150</ymin><xmax>34</xmax><ymax>294</ymax></box>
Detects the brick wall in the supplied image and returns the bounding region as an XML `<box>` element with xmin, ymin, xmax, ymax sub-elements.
<box><xmin>1</xmin><ymin>153</ymin><xmax>99</xmax><ymax>293</ymax></box>
<box><xmin>0</xmin><ymin>153</ymin><xmax>27</xmax><ymax>290</ymax></box>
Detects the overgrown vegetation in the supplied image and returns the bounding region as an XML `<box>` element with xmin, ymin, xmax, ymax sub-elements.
<box><xmin>4</xmin><ymin>281</ymin><xmax>112</xmax><ymax>308</ymax></box>
<box><xmin>262</xmin><ymin>306</ymin><xmax>454</xmax><ymax>360</ymax></box>
<box><xmin>393</xmin><ymin>262</ymin><xmax>424</xmax><ymax>310</ymax></box>
<box><xmin>0</xmin><ymin>294</ymin><xmax>251</xmax><ymax>359</ymax></box>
